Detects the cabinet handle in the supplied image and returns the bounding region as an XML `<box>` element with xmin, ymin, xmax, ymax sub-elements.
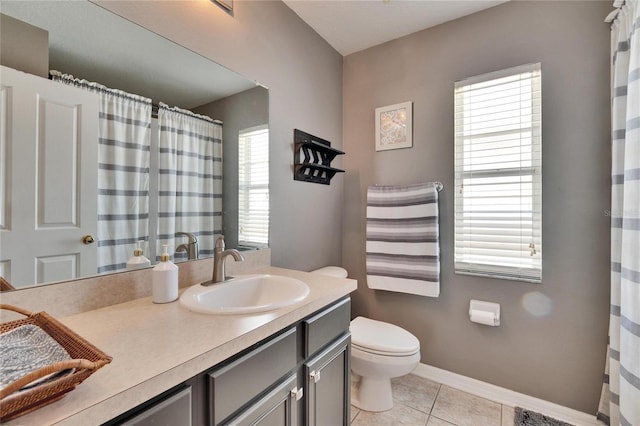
<box><xmin>291</xmin><ymin>387</ymin><xmax>304</xmax><ymax>401</ymax></box>
<box><xmin>310</xmin><ymin>370</ymin><xmax>321</xmax><ymax>383</ymax></box>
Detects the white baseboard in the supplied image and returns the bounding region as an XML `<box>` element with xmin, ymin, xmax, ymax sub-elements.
<box><xmin>413</xmin><ymin>363</ymin><xmax>603</xmax><ymax>426</ymax></box>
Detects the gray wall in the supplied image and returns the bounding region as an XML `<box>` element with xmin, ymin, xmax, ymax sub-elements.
<box><xmin>195</xmin><ymin>86</ymin><xmax>269</xmax><ymax>249</ymax></box>
<box><xmin>0</xmin><ymin>13</ymin><xmax>48</xmax><ymax>77</ymax></box>
<box><xmin>343</xmin><ymin>1</ymin><xmax>611</xmax><ymax>414</ymax></box>
<box><xmin>94</xmin><ymin>0</ymin><xmax>612</xmax><ymax>413</ymax></box>
<box><xmin>95</xmin><ymin>0</ymin><xmax>344</xmax><ymax>270</ymax></box>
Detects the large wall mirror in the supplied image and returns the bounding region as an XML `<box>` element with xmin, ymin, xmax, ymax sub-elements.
<box><xmin>0</xmin><ymin>1</ymin><xmax>269</xmax><ymax>290</ymax></box>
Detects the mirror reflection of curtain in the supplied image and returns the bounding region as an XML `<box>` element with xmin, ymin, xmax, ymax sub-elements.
<box><xmin>157</xmin><ymin>103</ymin><xmax>223</xmax><ymax>261</ymax></box>
<box><xmin>50</xmin><ymin>71</ymin><xmax>151</xmax><ymax>273</ymax></box>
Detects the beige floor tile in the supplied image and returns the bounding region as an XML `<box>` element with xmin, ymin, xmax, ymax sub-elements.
<box><xmin>392</xmin><ymin>374</ymin><xmax>441</xmax><ymax>413</ymax></box>
<box><xmin>427</xmin><ymin>415</ymin><xmax>457</xmax><ymax>426</ymax></box>
<box><xmin>351</xmin><ymin>403</ymin><xmax>429</xmax><ymax>426</ymax></box>
<box><xmin>501</xmin><ymin>405</ymin><xmax>515</xmax><ymax>426</ymax></box>
<box><xmin>350</xmin><ymin>405</ymin><xmax>361</xmax><ymax>423</ymax></box>
<box><xmin>431</xmin><ymin>386</ymin><xmax>501</xmax><ymax>426</ymax></box>
<box><xmin>350</xmin><ymin>378</ymin><xmax>360</xmax><ymax>411</ymax></box>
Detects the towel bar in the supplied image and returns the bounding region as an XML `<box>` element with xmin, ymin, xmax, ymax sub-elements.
<box><xmin>373</xmin><ymin>182</ymin><xmax>443</xmax><ymax>192</ymax></box>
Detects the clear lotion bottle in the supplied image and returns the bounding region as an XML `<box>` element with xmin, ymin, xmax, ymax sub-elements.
<box><xmin>152</xmin><ymin>245</ymin><xmax>178</xmax><ymax>303</ymax></box>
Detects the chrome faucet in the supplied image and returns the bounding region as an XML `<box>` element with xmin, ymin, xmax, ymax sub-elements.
<box><xmin>175</xmin><ymin>232</ymin><xmax>199</xmax><ymax>260</ymax></box>
<box><xmin>211</xmin><ymin>236</ymin><xmax>244</xmax><ymax>284</ymax></box>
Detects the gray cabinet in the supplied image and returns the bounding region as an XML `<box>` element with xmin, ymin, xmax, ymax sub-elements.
<box><xmin>208</xmin><ymin>328</ymin><xmax>297</xmax><ymax>425</ymax></box>
<box><xmin>302</xmin><ymin>297</ymin><xmax>351</xmax><ymax>359</ymax></box>
<box><xmin>227</xmin><ymin>374</ymin><xmax>299</xmax><ymax>426</ymax></box>
<box><xmin>214</xmin><ymin>297</ymin><xmax>351</xmax><ymax>426</ymax></box>
<box><xmin>304</xmin><ymin>334</ymin><xmax>350</xmax><ymax>426</ymax></box>
<box><xmin>301</xmin><ymin>298</ymin><xmax>351</xmax><ymax>426</ymax></box>
<box><xmin>111</xmin><ymin>386</ymin><xmax>192</xmax><ymax>426</ymax></box>
<box><xmin>105</xmin><ymin>297</ymin><xmax>351</xmax><ymax>426</ymax></box>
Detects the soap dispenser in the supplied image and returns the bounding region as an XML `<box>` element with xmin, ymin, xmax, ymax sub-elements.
<box><xmin>126</xmin><ymin>240</ymin><xmax>151</xmax><ymax>270</ymax></box>
<box><xmin>152</xmin><ymin>244</ymin><xmax>178</xmax><ymax>304</ymax></box>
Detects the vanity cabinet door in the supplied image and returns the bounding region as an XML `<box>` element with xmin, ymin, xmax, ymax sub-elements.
<box><xmin>226</xmin><ymin>374</ymin><xmax>299</xmax><ymax>426</ymax></box>
<box><xmin>304</xmin><ymin>333</ymin><xmax>350</xmax><ymax>426</ymax></box>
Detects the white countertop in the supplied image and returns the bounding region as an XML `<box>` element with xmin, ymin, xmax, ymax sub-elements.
<box><xmin>4</xmin><ymin>267</ymin><xmax>357</xmax><ymax>426</ymax></box>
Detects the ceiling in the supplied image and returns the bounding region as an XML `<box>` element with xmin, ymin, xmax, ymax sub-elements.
<box><xmin>283</xmin><ymin>0</ymin><xmax>509</xmax><ymax>56</ymax></box>
<box><xmin>2</xmin><ymin>1</ymin><xmax>509</xmax><ymax>105</ymax></box>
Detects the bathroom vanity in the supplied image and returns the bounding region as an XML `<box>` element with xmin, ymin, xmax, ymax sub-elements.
<box><xmin>1</xmin><ymin>266</ymin><xmax>356</xmax><ymax>426</ymax></box>
<box><xmin>107</xmin><ymin>298</ymin><xmax>351</xmax><ymax>426</ymax></box>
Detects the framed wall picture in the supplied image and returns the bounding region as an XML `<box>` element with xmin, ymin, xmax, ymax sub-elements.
<box><xmin>213</xmin><ymin>0</ymin><xmax>233</xmax><ymax>14</ymax></box>
<box><xmin>375</xmin><ymin>101</ymin><xmax>413</xmax><ymax>151</ymax></box>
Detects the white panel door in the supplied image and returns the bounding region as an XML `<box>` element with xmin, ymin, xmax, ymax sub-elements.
<box><xmin>0</xmin><ymin>65</ymin><xmax>99</xmax><ymax>288</ymax></box>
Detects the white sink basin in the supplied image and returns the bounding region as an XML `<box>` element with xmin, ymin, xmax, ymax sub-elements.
<box><xmin>179</xmin><ymin>274</ymin><xmax>310</xmax><ymax>315</ymax></box>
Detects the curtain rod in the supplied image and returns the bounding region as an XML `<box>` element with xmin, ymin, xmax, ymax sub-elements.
<box><xmin>152</xmin><ymin>103</ymin><xmax>222</xmax><ymax>125</ymax></box>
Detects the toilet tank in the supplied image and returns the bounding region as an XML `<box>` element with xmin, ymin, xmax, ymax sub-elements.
<box><xmin>310</xmin><ymin>266</ymin><xmax>348</xmax><ymax>278</ymax></box>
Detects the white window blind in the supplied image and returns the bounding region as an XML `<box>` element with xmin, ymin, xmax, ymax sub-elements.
<box><xmin>238</xmin><ymin>125</ymin><xmax>269</xmax><ymax>248</ymax></box>
<box><xmin>454</xmin><ymin>63</ymin><xmax>542</xmax><ymax>283</ymax></box>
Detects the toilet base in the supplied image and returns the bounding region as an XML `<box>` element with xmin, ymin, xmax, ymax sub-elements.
<box><xmin>351</xmin><ymin>376</ymin><xmax>393</xmax><ymax>412</ymax></box>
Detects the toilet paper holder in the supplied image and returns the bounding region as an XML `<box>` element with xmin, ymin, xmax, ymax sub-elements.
<box><xmin>469</xmin><ymin>300</ymin><xmax>500</xmax><ymax>326</ymax></box>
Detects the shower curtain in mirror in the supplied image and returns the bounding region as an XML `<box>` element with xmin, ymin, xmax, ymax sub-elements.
<box><xmin>598</xmin><ymin>1</ymin><xmax>640</xmax><ymax>425</ymax></box>
<box><xmin>157</xmin><ymin>103</ymin><xmax>222</xmax><ymax>261</ymax></box>
<box><xmin>50</xmin><ymin>71</ymin><xmax>152</xmax><ymax>274</ymax></box>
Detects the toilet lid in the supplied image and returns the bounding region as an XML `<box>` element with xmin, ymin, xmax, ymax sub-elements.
<box><xmin>350</xmin><ymin>316</ymin><xmax>420</xmax><ymax>356</ymax></box>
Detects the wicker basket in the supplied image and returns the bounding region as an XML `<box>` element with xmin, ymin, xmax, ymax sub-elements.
<box><xmin>0</xmin><ymin>304</ymin><xmax>112</xmax><ymax>421</ymax></box>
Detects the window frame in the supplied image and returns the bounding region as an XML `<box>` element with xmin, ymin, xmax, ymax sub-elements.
<box><xmin>454</xmin><ymin>63</ymin><xmax>542</xmax><ymax>283</ymax></box>
<box><xmin>238</xmin><ymin>124</ymin><xmax>269</xmax><ymax>249</ymax></box>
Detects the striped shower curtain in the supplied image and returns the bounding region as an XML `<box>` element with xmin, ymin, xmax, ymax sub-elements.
<box><xmin>598</xmin><ymin>1</ymin><xmax>640</xmax><ymax>425</ymax></box>
<box><xmin>157</xmin><ymin>103</ymin><xmax>223</xmax><ymax>261</ymax></box>
<box><xmin>50</xmin><ymin>71</ymin><xmax>151</xmax><ymax>274</ymax></box>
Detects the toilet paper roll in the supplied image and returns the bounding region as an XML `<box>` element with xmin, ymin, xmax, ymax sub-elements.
<box><xmin>470</xmin><ymin>310</ymin><xmax>497</xmax><ymax>326</ymax></box>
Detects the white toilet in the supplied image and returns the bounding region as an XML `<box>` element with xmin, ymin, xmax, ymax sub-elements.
<box><xmin>311</xmin><ymin>266</ymin><xmax>421</xmax><ymax>412</ymax></box>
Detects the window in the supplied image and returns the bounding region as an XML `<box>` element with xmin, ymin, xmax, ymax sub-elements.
<box><xmin>454</xmin><ymin>63</ymin><xmax>542</xmax><ymax>282</ymax></box>
<box><xmin>238</xmin><ymin>125</ymin><xmax>269</xmax><ymax>248</ymax></box>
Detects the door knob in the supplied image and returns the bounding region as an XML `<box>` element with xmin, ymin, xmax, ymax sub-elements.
<box><xmin>82</xmin><ymin>235</ymin><xmax>95</xmax><ymax>245</ymax></box>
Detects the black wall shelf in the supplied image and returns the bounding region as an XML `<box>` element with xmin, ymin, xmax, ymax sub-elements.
<box><xmin>294</xmin><ymin>129</ymin><xmax>344</xmax><ymax>185</ymax></box>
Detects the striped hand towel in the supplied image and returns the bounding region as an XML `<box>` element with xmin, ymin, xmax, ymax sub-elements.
<box><xmin>366</xmin><ymin>182</ymin><xmax>440</xmax><ymax>297</ymax></box>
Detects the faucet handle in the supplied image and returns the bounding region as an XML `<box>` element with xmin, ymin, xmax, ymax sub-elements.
<box><xmin>215</xmin><ymin>235</ymin><xmax>226</xmax><ymax>251</ymax></box>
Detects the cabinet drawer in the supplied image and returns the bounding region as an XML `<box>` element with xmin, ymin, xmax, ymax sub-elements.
<box><xmin>209</xmin><ymin>327</ymin><xmax>297</xmax><ymax>425</ymax></box>
<box><xmin>303</xmin><ymin>297</ymin><xmax>350</xmax><ymax>358</ymax></box>
<box><xmin>118</xmin><ymin>386</ymin><xmax>192</xmax><ymax>426</ymax></box>
<box><xmin>227</xmin><ymin>374</ymin><xmax>298</xmax><ymax>426</ymax></box>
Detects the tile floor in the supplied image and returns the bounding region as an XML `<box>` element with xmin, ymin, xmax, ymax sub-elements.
<box><xmin>350</xmin><ymin>374</ymin><xmax>516</xmax><ymax>426</ymax></box>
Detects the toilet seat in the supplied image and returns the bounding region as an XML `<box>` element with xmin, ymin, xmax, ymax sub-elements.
<box><xmin>352</xmin><ymin>343</ymin><xmax>418</xmax><ymax>357</ymax></box>
<box><xmin>350</xmin><ymin>316</ymin><xmax>419</xmax><ymax>357</ymax></box>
